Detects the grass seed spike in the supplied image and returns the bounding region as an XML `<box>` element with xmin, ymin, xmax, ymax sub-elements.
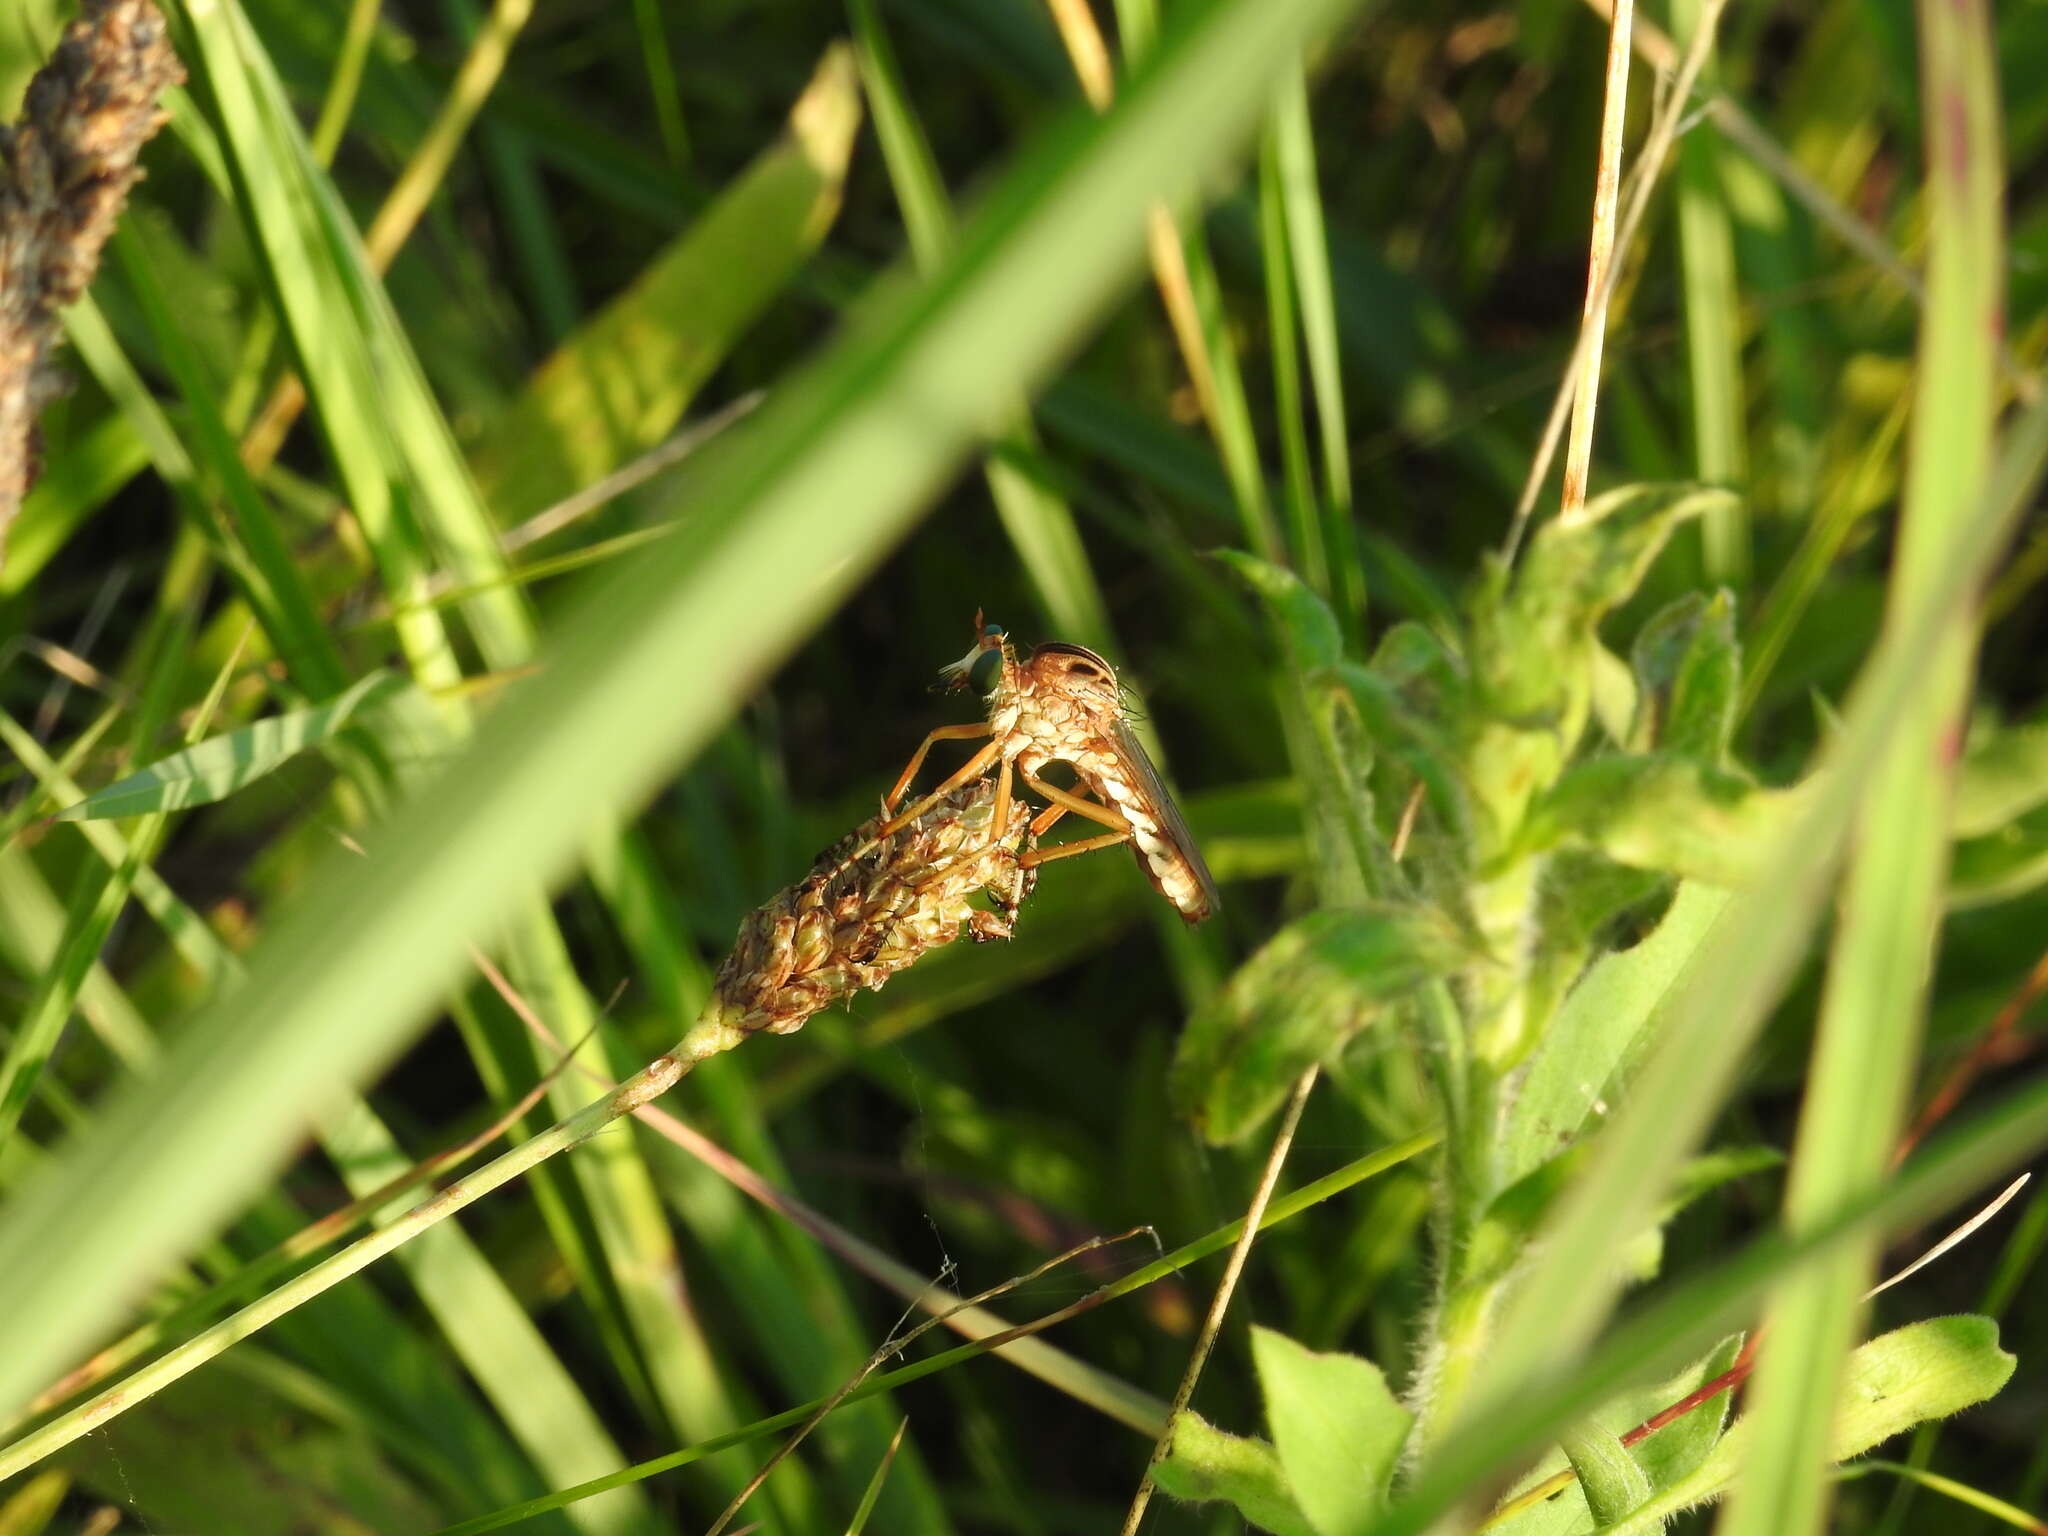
<box><xmin>869</xmin><ymin>614</ymin><xmax>1220</xmax><ymax>924</ymax></box>
<box><xmin>707</xmin><ymin>773</ymin><xmax>1037</xmax><ymax>1041</ymax></box>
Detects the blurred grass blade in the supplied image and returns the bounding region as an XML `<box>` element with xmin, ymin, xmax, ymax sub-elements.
<box><xmin>841</xmin><ymin>1420</ymin><xmax>909</xmax><ymax>1536</ymax></box>
<box><xmin>1502</xmin><ymin>881</ymin><xmax>1733</xmax><ymax>1188</ymax></box>
<box><xmin>1</xmin><ymin>415</ymin><xmax>149</xmax><ymax>600</ymax></box>
<box><xmin>1721</xmin><ymin>0</ymin><xmax>2005</xmax><ymax>1529</ymax></box>
<box><xmin>0</xmin><ymin>0</ymin><xmax>1380</xmax><ymax>1425</ymax></box>
<box><xmin>469</xmin><ymin>45</ymin><xmax>863</xmax><ymax>521</ymax></box>
<box><xmin>1670</xmin><ymin>0</ymin><xmax>1748</xmax><ymax>581</ymax></box>
<box><xmin>850</xmin><ymin>0</ymin><xmax>1115</xmax><ymax>649</ymax></box>
<box><xmin>51</xmin><ymin>671</ymin><xmax>409</xmax><ymax>822</ymax></box>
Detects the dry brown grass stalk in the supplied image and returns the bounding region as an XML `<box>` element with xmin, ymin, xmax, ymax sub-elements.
<box><xmin>0</xmin><ymin>0</ymin><xmax>182</xmax><ymax>564</ymax></box>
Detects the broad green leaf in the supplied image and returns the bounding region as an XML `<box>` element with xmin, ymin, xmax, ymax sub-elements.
<box><xmin>1953</xmin><ymin>716</ymin><xmax>2048</xmax><ymax>837</ymax></box>
<box><xmin>1153</xmin><ymin>1412</ymin><xmax>1320</xmax><ymax>1536</ymax></box>
<box><xmin>1253</xmin><ymin>1327</ymin><xmax>1411</xmax><ymax>1536</ymax></box>
<box><xmin>1172</xmin><ymin>905</ymin><xmax>1471</xmax><ymax>1144</ymax></box>
<box><xmin>1214</xmin><ymin>549</ymin><xmax>1345</xmax><ymax>671</ymax></box>
<box><xmin>1948</xmin><ymin>799</ymin><xmax>2048</xmax><ymax>908</ymax></box>
<box><xmin>1488</xmin><ymin>1335</ymin><xmax>1746</xmax><ymax>1536</ymax></box>
<box><xmin>1628</xmin><ymin>590</ymin><xmax>1739</xmax><ymax>761</ymax></box>
<box><xmin>52</xmin><ymin>672</ymin><xmax>411</xmax><ymax>822</ymax></box>
<box><xmin>1591</xmin><ymin>639</ymin><xmax>1637</xmax><ymax>748</ymax></box>
<box><xmin>1505</xmin><ymin>880</ymin><xmax>1733</xmax><ymax>1185</ymax></box>
<box><xmin>1606</xmin><ymin>1318</ymin><xmax>2016</xmax><ymax>1535</ymax></box>
<box><xmin>469</xmin><ymin>47</ymin><xmax>863</xmax><ymax>521</ymax></box>
<box><xmin>1519</xmin><ymin>757</ymin><xmax>1796</xmax><ymax>887</ymax></box>
<box><xmin>1472</xmin><ymin>483</ymin><xmax>1734</xmax><ymax>722</ymax></box>
<box><xmin>1558</xmin><ymin>1421</ymin><xmax>1650</xmax><ymax>1528</ymax></box>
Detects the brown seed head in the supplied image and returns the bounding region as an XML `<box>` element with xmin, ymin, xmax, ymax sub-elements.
<box><xmin>708</xmin><ymin>775</ymin><xmax>1032</xmax><ymax>1039</ymax></box>
<box><xmin>0</xmin><ymin>0</ymin><xmax>183</xmax><ymax>552</ymax></box>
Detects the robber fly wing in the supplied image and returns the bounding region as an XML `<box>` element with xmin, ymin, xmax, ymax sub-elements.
<box><xmin>1105</xmin><ymin>713</ymin><xmax>1221</xmax><ymax>920</ymax></box>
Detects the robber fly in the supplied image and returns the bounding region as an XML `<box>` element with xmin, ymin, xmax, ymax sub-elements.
<box><xmin>865</xmin><ymin>615</ymin><xmax>1220</xmax><ymax>923</ymax></box>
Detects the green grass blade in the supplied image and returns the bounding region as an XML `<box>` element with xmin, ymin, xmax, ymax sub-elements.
<box><xmin>1270</xmin><ymin>62</ymin><xmax>1361</xmax><ymax>629</ymax></box>
<box><xmin>1721</xmin><ymin>0</ymin><xmax>2006</xmax><ymax>1529</ymax></box>
<box><xmin>850</xmin><ymin>0</ymin><xmax>1116</xmax><ymax>649</ymax></box>
<box><xmin>468</xmin><ymin>46</ymin><xmax>863</xmax><ymax>522</ymax></box>
<box><xmin>0</xmin><ymin>0</ymin><xmax>1381</xmax><ymax>1427</ymax></box>
<box><xmin>1259</xmin><ymin>123</ymin><xmax>1327</xmax><ymax>598</ymax></box>
<box><xmin>1671</xmin><ymin>0</ymin><xmax>1749</xmax><ymax>582</ymax></box>
<box><xmin>50</xmin><ymin>671</ymin><xmax>408</xmax><ymax>822</ymax></box>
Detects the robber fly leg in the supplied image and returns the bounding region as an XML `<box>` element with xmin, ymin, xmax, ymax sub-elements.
<box><xmin>882</xmin><ymin>722</ymin><xmax>994</xmax><ymax>816</ymax></box>
<box><xmin>875</xmin><ymin>735</ymin><xmax>1004</xmax><ymax>840</ymax></box>
<box><xmin>1020</xmin><ymin>769</ymin><xmax>1132</xmax><ymax>835</ymax></box>
<box><xmin>1020</xmin><ymin>830</ymin><xmax>1132</xmax><ymax>868</ymax></box>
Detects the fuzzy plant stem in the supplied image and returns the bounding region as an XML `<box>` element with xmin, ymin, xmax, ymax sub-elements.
<box><xmin>0</xmin><ymin>1019</ymin><xmax>745</xmax><ymax>1483</ymax></box>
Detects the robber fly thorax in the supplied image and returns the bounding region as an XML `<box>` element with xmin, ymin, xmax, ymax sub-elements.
<box><xmin>856</xmin><ymin>615</ymin><xmax>1219</xmax><ymax>924</ymax></box>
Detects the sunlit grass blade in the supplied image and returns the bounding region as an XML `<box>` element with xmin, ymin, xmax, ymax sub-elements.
<box><xmin>850</xmin><ymin>0</ymin><xmax>1115</xmax><ymax>650</ymax></box>
<box><xmin>49</xmin><ymin>670</ymin><xmax>407</xmax><ymax>821</ymax></box>
<box><xmin>1721</xmin><ymin>0</ymin><xmax>2006</xmax><ymax>1530</ymax></box>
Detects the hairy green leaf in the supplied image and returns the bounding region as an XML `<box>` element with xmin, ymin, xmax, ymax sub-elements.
<box><xmin>1520</xmin><ymin>757</ymin><xmax>1796</xmax><ymax>886</ymax></box>
<box><xmin>1559</xmin><ymin>1420</ymin><xmax>1650</xmax><ymax>1528</ymax></box>
<box><xmin>1488</xmin><ymin>1335</ymin><xmax>1746</xmax><ymax>1536</ymax></box>
<box><xmin>1473</xmin><ymin>484</ymin><xmax>1735</xmax><ymax>723</ymax></box>
<box><xmin>1505</xmin><ymin>881</ymin><xmax>1732</xmax><ymax>1185</ymax></box>
<box><xmin>1214</xmin><ymin>548</ymin><xmax>1345</xmax><ymax>671</ymax></box>
<box><xmin>1154</xmin><ymin>1412</ymin><xmax>1320</xmax><ymax>1536</ymax></box>
<box><xmin>1603</xmin><ymin>1318</ymin><xmax>2015</xmax><ymax>1534</ymax></box>
<box><xmin>1253</xmin><ymin>1327</ymin><xmax>1411</xmax><ymax>1535</ymax></box>
<box><xmin>1172</xmin><ymin>905</ymin><xmax>1472</xmax><ymax>1143</ymax></box>
<box><xmin>1628</xmin><ymin>591</ymin><xmax>1739</xmax><ymax>761</ymax></box>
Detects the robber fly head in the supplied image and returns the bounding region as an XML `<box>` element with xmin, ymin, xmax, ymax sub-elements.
<box><xmin>936</xmin><ymin>609</ymin><xmax>1012</xmax><ymax>695</ymax></box>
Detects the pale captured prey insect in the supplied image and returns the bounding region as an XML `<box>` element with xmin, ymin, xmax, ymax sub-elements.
<box><xmin>874</xmin><ymin>614</ymin><xmax>1220</xmax><ymax>923</ymax></box>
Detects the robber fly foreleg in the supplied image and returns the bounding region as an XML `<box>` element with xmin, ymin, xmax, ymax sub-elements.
<box><xmin>881</xmin><ymin>722</ymin><xmax>994</xmax><ymax>816</ymax></box>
